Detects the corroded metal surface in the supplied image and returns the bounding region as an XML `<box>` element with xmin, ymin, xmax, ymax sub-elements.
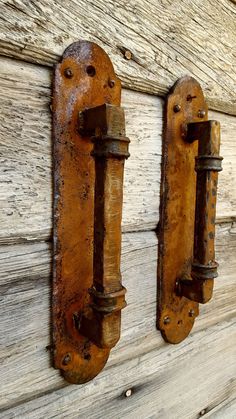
<box><xmin>157</xmin><ymin>77</ymin><xmax>222</xmax><ymax>344</ymax></box>
<box><xmin>179</xmin><ymin>121</ymin><xmax>222</xmax><ymax>303</ymax></box>
<box><xmin>79</xmin><ymin>104</ymin><xmax>129</xmax><ymax>349</ymax></box>
<box><xmin>157</xmin><ymin>77</ymin><xmax>206</xmax><ymax>344</ymax></box>
<box><xmin>52</xmin><ymin>41</ymin><xmax>124</xmax><ymax>383</ymax></box>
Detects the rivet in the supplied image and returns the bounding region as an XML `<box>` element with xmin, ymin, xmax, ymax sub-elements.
<box><xmin>124</xmin><ymin>50</ymin><xmax>132</xmax><ymax>60</ymax></box>
<box><xmin>62</xmin><ymin>353</ymin><xmax>71</xmax><ymax>366</ymax></box>
<box><xmin>163</xmin><ymin>316</ymin><xmax>171</xmax><ymax>325</ymax></box>
<box><xmin>173</xmin><ymin>104</ymin><xmax>181</xmax><ymax>113</ymax></box>
<box><xmin>198</xmin><ymin>109</ymin><xmax>206</xmax><ymax>118</ymax></box>
<box><xmin>189</xmin><ymin>309</ymin><xmax>195</xmax><ymax>317</ymax></box>
<box><xmin>108</xmin><ymin>79</ymin><xmax>115</xmax><ymax>88</ymax></box>
<box><xmin>125</xmin><ymin>388</ymin><xmax>132</xmax><ymax>397</ymax></box>
<box><xmin>64</xmin><ymin>68</ymin><xmax>73</xmax><ymax>79</ymax></box>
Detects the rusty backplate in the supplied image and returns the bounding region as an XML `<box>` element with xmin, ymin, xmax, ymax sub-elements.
<box><xmin>157</xmin><ymin>77</ymin><xmax>208</xmax><ymax>343</ymax></box>
<box><xmin>52</xmin><ymin>41</ymin><xmax>122</xmax><ymax>383</ymax></box>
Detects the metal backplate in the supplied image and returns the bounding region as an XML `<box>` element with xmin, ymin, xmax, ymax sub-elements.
<box><xmin>157</xmin><ymin>77</ymin><xmax>208</xmax><ymax>343</ymax></box>
<box><xmin>52</xmin><ymin>41</ymin><xmax>121</xmax><ymax>383</ymax></box>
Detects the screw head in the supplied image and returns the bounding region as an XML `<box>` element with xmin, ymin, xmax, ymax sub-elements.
<box><xmin>173</xmin><ymin>104</ymin><xmax>181</xmax><ymax>113</ymax></box>
<box><xmin>64</xmin><ymin>68</ymin><xmax>73</xmax><ymax>79</ymax></box>
<box><xmin>62</xmin><ymin>353</ymin><xmax>71</xmax><ymax>366</ymax></box>
<box><xmin>189</xmin><ymin>309</ymin><xmax>195</xmax><ymax>318</ymax></box>
<box><xmin>108</xmin><ymin>79</ymin><xmax>115</xmax><ymax>88</ymax></box>
<box><xmin>124</xmin><ymin>50</ymin><xmax>132</xmax><ymax>60</ymax></box>
<box><xmin>125</xmin><ymin>388</ymin><xmax>132</xmax><ymax>397</ymax></box>
<box><xmin>198</xmin><ymin>109</ymin><xmax>206</xmax><ymax>118</ymax></box>
<box><xmin>163</xmin><ymin>316</ymin><xmax>171</xmax><ymax>325</ymax></box>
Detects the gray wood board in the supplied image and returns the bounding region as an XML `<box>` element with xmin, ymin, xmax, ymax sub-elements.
<box><xmin>1</xmin><ymin>318</ymin><xmax>236</xmax><ymax>419</ymax></box>
<box><xmin>0</xmin><ymin>58</ymin><xmax>236</xmax><ymax>244</ymax></box>
<box><xmin>0</xmin><ymin>0</ymin><xmax>235</xmax><ymax>114</ymax></box>
<box><xmin>0</xmin><ymin>223</ymin><xmax>235</xmax><ymax>410</ymax></box>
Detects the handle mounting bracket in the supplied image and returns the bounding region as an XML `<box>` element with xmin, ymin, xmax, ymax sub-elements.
<box><xmin>52</xmin><ymin>41</ymin><xmax>129</xmax><ymax>383</ymax></box>
<box><xmin>157</xmin><ymin>77</ymin><xmax>222</xmax><ymax>344</ymax></box>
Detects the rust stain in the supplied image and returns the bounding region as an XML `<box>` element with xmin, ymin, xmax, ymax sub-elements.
<box><xmin>79</xmin><ymin>104</ymin><xmax>129</xmax><ymax>349</ymax></box>
<box><xmin>180</xmin><ymin>121</ymin><xmax>222</xmax><ymax>304</ymax></box>
<box><xmin>157</xmin><ymin>76</ymin><xmax>222</xmax><ymax>344</ymax></box>
<box><xmin>52</xmin><ymin>41</ymin><xmax>128</xmax><ymax>383</ymax></box>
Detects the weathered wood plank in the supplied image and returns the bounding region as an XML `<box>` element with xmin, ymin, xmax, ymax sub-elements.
<box><xmin>1</xmin><ymin>318</ymin><xmax>236</xmax><ymax>418</ymax></box>
<box><xmin>205</xmin><ymin>397</ymin><xmax>236</xmax><ymax>419</ymax></box>
<box><xmin>0</xmin><ymin>223</ymin><xmax>235</xmax><ymax>410</ymax></box>
<box><xmin>0</xmin><ymin>57</ymin><xmax>162</xmax><ymax>242</ymax></box>
<box><xmin>0</xmin><ymin>0</ymin><xmax>235</xmax><ymax>115</ymax></box>
<box><xmin>0</xmin><ymin>58</ymin><xmax>235</xmax><ymax>243</ymax></box>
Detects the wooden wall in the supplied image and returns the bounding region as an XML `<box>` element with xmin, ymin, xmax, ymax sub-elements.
<box><xmin>0</xmin><ymin>1</ymin><xmax>236</xmax><ymax>417</ymax></box>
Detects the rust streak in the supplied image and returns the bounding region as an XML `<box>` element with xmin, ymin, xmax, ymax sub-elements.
<box><xmin>53</xmin><ymin>41</ymin><xmax>128</xmax><ymax>383</ymax></box>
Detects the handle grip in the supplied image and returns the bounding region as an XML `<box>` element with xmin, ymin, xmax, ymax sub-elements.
<box><xmin>79</xmin><ymin>104</ymin><xmax>129</xmax><ymax>348</ymax></box>
<box><xmin>179</xmin><ymin>121</ymin><xmax>223</xmax><ymax>303</ymax></box>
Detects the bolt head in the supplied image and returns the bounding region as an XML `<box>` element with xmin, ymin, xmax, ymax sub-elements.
<box><xmin>173</xmin><ymin>104</ymin><xmax>181</xmax><ymax>113</ymax></box>
<box><xmin>198</xmin><ymin>109</ymin><xmax>206</xmax><ymax>118</ymax></box>
<box><xmin>62</xmin><ymin>353</ymin><xmax>71</xmax><ymax>366</ymax></box>
<box><xmin>64</xmin><ymin>68</ymin><xmax>73</xmax><ymax>78</ymax></box>
<box><xmin>189</xmin><ymin>309</ymin><xmax>195</xmax><ymax>318</ymax></box>
<box><xmin>108</xmin><ymin>79</ymin><xmax>115</xmax><ymax>88</ymax></box>
<box><xmin>124</xmin><ymin>50</ymin><xmax>132</xmax><ymax>60</ymax></box>
<box><xmin>163</xmin><ymin>316</ymin><xmax>171</xmax><ymax>325</ymax></box>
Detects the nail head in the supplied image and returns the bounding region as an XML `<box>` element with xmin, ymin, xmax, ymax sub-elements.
<box><xmin>124</xmin><ymin>50</ymin><xmax>132</xmax><ymax>60</ymax></box>
<box><xmin>173</xmin><ymin>104</ymin><xmax>181</xmax><ymax>113</ymax></box>
<box><xmin>64</xmin><ymin>68</ymin><xmax>73</xmax><ymax>79</ymax></box>
<box><xmin>62</xmin><ymin>353</ymin><xmax>71</xmax><ymax>366</ymax></box>
<box><xmin>163</xmin><ymin>316</ymin><xmax>171</xmax><ymax>325</ymax></box>
<box><xmin>108</xmin><ymin>79</ymin><xmax>115</xmax><ymax>88</ymax></box>
<box><xmin>198</xmin><ymin>109</ymin><xmax>206</xmax><ymax>118</ymax></box>
<box><xmin>125</xmin><ymin>388</ymin><xmax>132</xmax><ymax>397</ymax></box>
<box><xmin>189</xmin><ymin>309</ymin><xmax>195</xmax><ymax>318</ymax></box>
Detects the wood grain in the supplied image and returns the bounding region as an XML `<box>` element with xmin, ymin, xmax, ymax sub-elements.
<box><xmin>205</xmin><ymin>397</ymin><xmax>236</xmax><ymax>419</ymax></box>
<box><xmin>0</xmin><ymin>58</ymin><xmax>235</xmax><ymax>244</ymax></box>
<box><xmin>0</xmin><ymin>0</ymin><xmax>235</xmax><ymax>115</ymax></box>
<box><xmin>0</xmin><ymin>223</ymin><xmax>235</xmax><ymax>410</ymax></box>
<box><xmin>1</xmin><ymin>318</ymin><xmax>235</xmax><ymax>418</ymax></box>
<box><xmin>1</xmin><ymin>2</ymin><xmax>236</xmax><ymax>416</ymax></box>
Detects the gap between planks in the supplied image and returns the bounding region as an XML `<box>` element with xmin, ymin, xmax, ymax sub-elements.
<box><xmin>1</xmin><ymin>317</ymin><xmax>235</xmax><ymax>419</ymax></box>
<box><xmin>0</xmin><ymin>222</ymin><xmax>235</xmax><ymax>411</ymax></box>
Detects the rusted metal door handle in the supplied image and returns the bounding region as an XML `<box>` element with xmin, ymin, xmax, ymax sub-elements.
<box><xmin>178</xmin><ymin>121</ymin><xmax>222</xmax><ymax>303</ymax></box>
<box><xmin>52</xmin><ymin>41</ymin><xmax>129</xmax><ymax>383</ymax></box>
<box><xmin>157</xmin><ymin>77</ymin><xmax>223</xmax><ymax>343</ymax></box>
<box><xmin>78</xmin><ymin>104</ymin><xmax>130</xmax><ymax>349</ymax></box>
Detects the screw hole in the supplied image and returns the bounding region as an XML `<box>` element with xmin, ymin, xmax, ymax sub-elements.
<box><xmin>86</xmin><ymin>65</ymin><xmax>96</xmax><ymax>77</ymax></box>
<box><xmin>178</xmin><ymin>320</ymin><xmax>183</xmax><ymax>325</ymax></box>
<box><xmin>84</xmin><ymin>353</ymin><xmax>91</xmax><ymax>361</ymax></box>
